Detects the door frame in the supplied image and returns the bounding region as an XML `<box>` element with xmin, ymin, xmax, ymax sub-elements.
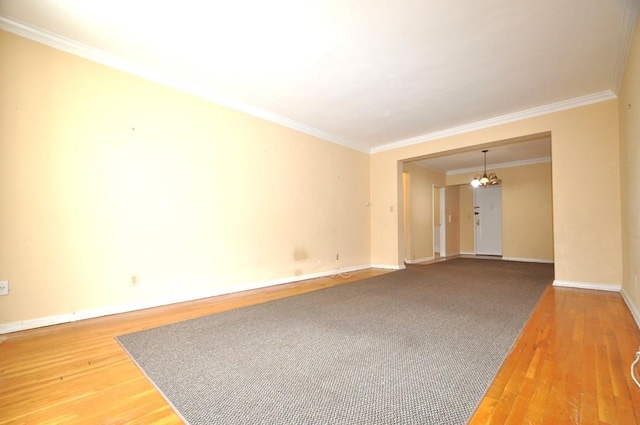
<box><xmin>433</xmin><ymin>185</ymin><xmax>446</xmax><ymax>258</ymax></box>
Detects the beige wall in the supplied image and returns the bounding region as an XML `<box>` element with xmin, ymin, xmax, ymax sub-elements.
<box><xmin>458</xmin><ymin>185</ymin><xmax>475</xmax><ymax>253</ymax></box>
<box><xmin>371</xmin><ymin>100</ymin><xmax>622</xmax><ymax>287</ymax></box>
<box><xmin>0</xmin><ymin>31</ymin><xmax>371</xmax><ymax>327</ymax></box>
<box><xmin>444</xmin><ymin>185</ymin><xmax>460</xmax><ymax>255</ymax></box>
<box><xmin>447</xmin><ymin>162</ymin><xmax>553</xmax><ymax>261</ymax></box>
<box><xmin>0</xmin><ymin>22</ymin><xmax>633</xmax><ymax>328</ymax></box>
<box><xmin>619</xmin><ymin>14</ymin><xmax>640</xmax><ymax>318</ymax></box>
<box><xmin>401</xmin><ymin>163</ymin><xmax>445</xmax><ymax>261</ymax></box>
<box><xmin>502</xmin><ymin>162</ymin><xmax>553</xmax><ymax>261</ymax></box>
<box><xmin>402</xmin><ymin>172</ymin><xmax>412</xmax><ymax>263</ymax></box>
<box><xmin>433</xmin><ymin>187</ymin><xmax>441</xmax><ymax>226</ymax></box>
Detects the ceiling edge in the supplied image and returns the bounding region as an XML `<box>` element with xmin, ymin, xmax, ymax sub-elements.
<box><xmin>0</xmin><ymin>13</ymin><xmax>626</xmax><ymax>157</ymax></box>
<box><xmin>370</xmin><ymin>91</ymin><xmax>616</xmax><ymax>154</ymax></box>
<box><xmin>446</xmin><ymin>156</ymin><xmax>552</xmax><ymax>176</ymax></box>
<box><xmin>0</xmin><ymin>16</ymin><xmax>368</xmax><ymax>153</ymax></box>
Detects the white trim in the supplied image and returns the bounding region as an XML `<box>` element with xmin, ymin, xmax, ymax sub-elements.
<box><xmin>552</xmin><ymin>280</ymin><xmax>621</xmax><ymax>292</ymax></box>
<box><xmin>371</xmin><ymin>91</ymin><xmax>616</xmax><ymax>154</ymax></box>
<box><xmin>405</xmin><ymin>256</ymin><xmax>435</xmax><ymax>264</ymax></box>
<box><xmin>439</xmin><ymin>188</ymin><xmax>447</xmax><ymax>257</ymax></box>
<box><xmin>460</xmin><ymin>251</ymin><xmax>476</xmax><ymax>256</ymax></box>
<box><xmin>0</xmin><ymin>16</ymin><xmax>622</xmax><ymax>156</ymax></box>
<box><xmin>0</xmin><ymin>16</ymin><xmax>367</xmax><ymax>154</ymax></box>
<box><xmin>0</xmin><ymin>313</ymin><xmax>77</xmax><ymax>334</ymax></box>
<box><xmin>502</xmin><ymin>257</ymin><xmax>554</xmax><ymax>264</ymax></box>
<box><xmin>371</xmin><ymin>264</ymin><xmax>406</xmax><ymax>270</ymax></box>
<box><xmin>621</xmin><ymin>287</ymin><xmax>640</xmax><ymax>330</ymax></box>
<box><xmin>0</xmin><ymin>264</ymin><xmax>373</xmax><ymax>334</ymax></box>
<box><xmin>447</xmin><ymin>156</ymin><xmax>551</xmax><ymax>176</ymax></box>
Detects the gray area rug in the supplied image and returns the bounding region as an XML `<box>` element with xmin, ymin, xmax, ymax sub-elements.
<box><xmin>117</xmin><ymin>259</ymin><xmax>552</xmax><ymax>424</ymax></box>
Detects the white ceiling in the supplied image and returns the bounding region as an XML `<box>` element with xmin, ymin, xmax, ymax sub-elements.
<box><xmin>0</xmin><ymin>0</ymin><xmax>638</xmax><ymax>154</ymax></box>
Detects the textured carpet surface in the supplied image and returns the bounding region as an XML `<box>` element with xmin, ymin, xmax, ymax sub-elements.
<box><xmin>117</xmin><ymin>259</ymin><xmax>552</xmax><ymax>424</ymax></box>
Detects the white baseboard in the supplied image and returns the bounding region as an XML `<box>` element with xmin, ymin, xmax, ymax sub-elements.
<box><xmin>460</xmin><ymin>252</ymin><xmax>476</xmax><ymax>256</ymax></box>
<box><xmin>503</xmin><ymin>257</ymin><xmax>554</xmax><ymax>264</ymax></box>
<box><xmin>404</xmin><ymin>256</ymin><xmax>434</xmax><ymax>264</ymax></box>
<box><xmin>0</xmin><ymin>264</ymin><xmax>374</xmax><ymax>334</ymax></box>
<box><xmin>621</xmin><ymin>287</ymin><xmax>640</xmax><ymax>330</ymax></box>
<box><xmin>552</xmin><ymin>280</ymin><xmax>622</xmax><ymax>292</ymax></box>
<box><xmin>371</xmin><ymin>264</ymin><xmax>405</xmax><ymax>270</ymax></box>
<box><xmin>0</xmin><ymin>313</ymin><xmax>79</xmax><ymax>334</ymax></box>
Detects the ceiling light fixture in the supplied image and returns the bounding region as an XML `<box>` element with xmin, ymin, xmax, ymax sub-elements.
<box><xmin>470</xmin><ymin>150</ymin><xmax>501</xmax><ymax>188</ymax></box>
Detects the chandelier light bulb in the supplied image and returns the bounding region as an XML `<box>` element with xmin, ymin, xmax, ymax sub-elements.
<box><xmin>470</xmin><ymin>150</ymin><xmax>501</xmax><ymax>188</ymax></box>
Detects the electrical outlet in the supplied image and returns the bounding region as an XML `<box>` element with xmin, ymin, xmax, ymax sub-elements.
<box><xmin>130</xmin><ymin>275</ymin><xmax>139</xmax><ymax>286</ymax></box>
<box><xmin>0</xmin><ymin>281</ymin><xmax>8</xmax><ymax>296</ymax></box>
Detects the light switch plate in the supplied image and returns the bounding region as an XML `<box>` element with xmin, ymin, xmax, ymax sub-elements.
<box><xmin>0</xmin><ymin>281</ymin><xmax>8</xmax><ymax>296</ymax></box>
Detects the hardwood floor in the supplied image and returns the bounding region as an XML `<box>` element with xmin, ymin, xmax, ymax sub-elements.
<box><xmin>1</xmin><ymin>265</ymin><xmax>639</xmax><ymax>424</ymax></box>
<box><xmin>469</xmin><ymin>285</ymin><xmax>640</xmax><ymax>425</ymax></box>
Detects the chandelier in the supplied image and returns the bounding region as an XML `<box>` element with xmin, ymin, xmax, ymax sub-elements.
<box><xmin>470</xmin><ymin>150</ymin><xmax>501</xmax><ymax>188</ymax></box>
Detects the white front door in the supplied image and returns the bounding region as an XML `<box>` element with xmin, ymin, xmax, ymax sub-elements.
<box><xmin>474</xmin><ymin>186</ymin><xmax>503</xmax><ymax>256</ymax></box>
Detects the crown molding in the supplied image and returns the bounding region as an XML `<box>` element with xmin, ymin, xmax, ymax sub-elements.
<box><xmin>371</xmin><ymin>90</ymin><xmax>617</xmax><ymax>154</ymax></box>
<box><xmin>446</xmin><ymin>156</ymin><xmax>551</xmax><ymax>176</ymax></box>
<box><xmin>0</xmin><ymin>16</ymin><xmax>368</xmax><ymax>153</ymax></box>
<box><xmin>0</xmin><ymin>15</ymin><xmax>624</xmax><ymax>156</ymax></box>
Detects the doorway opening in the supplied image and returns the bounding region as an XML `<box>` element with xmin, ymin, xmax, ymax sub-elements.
<box><xmin>398</xmin><ymin>132</ymin><xmax>552</xmax><ymax>268</ymax></box>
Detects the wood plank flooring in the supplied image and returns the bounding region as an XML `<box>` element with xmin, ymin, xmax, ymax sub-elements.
<box><xmin>1</xmin><ymin>265</ymin><xmax>639</xmax><ymax>424</ymax></box>
<box><xmin>471</xmin><ymin>284</ymin><xmax>640</xmax><ymax>425</ymax></box>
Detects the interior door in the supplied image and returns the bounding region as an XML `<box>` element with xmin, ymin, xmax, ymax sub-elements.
<box><xmin>474</xmin><ymin>186</ymin><xmax>503</xmax><ymax>256</ymax></box>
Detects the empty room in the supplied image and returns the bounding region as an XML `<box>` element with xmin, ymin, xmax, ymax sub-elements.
<box><xmin>1</xmin><ymin>1</ymin><xmax>639</xmax><ymax>424</ymax></box>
